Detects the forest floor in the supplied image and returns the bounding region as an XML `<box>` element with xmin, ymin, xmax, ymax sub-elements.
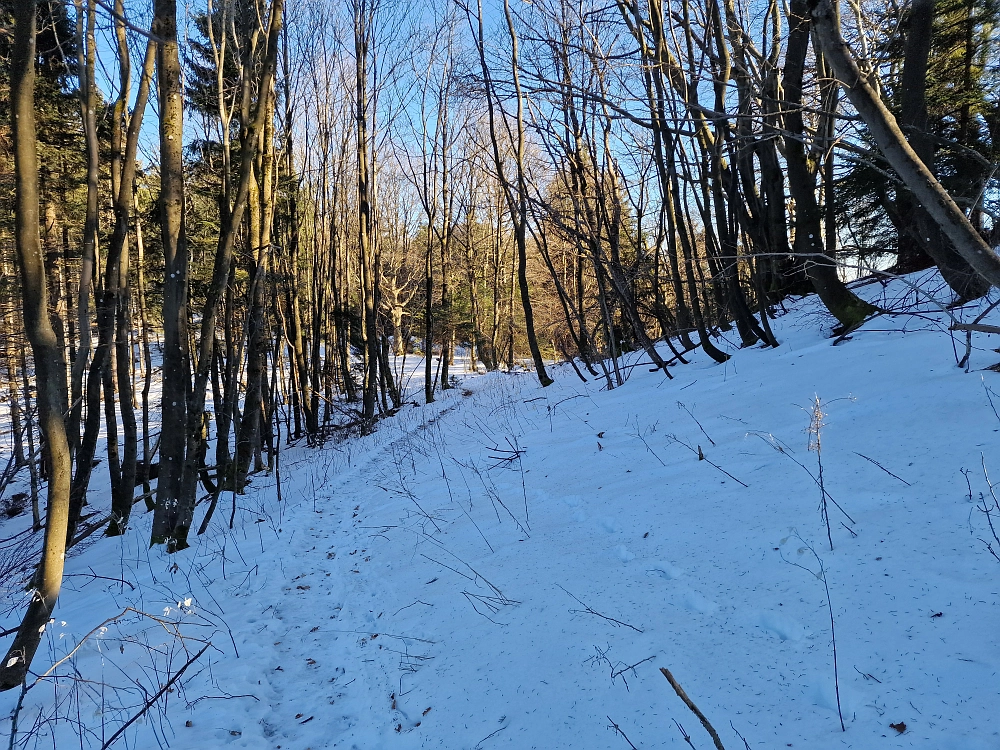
<box><xmin>3</xmin><ymin>272</ymin><xmax>1000</xmax><ymax>750</ymax></box>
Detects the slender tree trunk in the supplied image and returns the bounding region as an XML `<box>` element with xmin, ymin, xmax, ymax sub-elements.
<box><xmin>471</xmin><ymin>0</ymin><xmax>552</xmax><ymax>385</ymax></box>
<box><xmin>236</xmin><ymin>123</ymin><xmax>276</xmax><ymax>485</ymax></box>
<box><xmin>135</xmin><ymin>197</ymin><xmax>153</xmax><ymax>496</ymax></box>
<box><xmin>892</xmin><ymin>0</ymin><xmax>988</xmax><ymax>298</ymax></box>
<box><xmin>783</xmin><ymin>0</ymin><xmax>876</xmax><ymax>330</ymax></box>
<box><xmin>424</xmin><ymin>225</ymin><xmax>435</xmax><ymax>401</ymax></box>
<box><xmin>355</xmin><ymin>0</ymin><xmax>381</xmax><ymax>425</ymax></box>
<box><xmin>150</xmin><ymin>0</ymin><xmax>193</xmax><ymax>551</ymax></box>
<box><xmin>78</xmin><ymin>30</ymin><xmax>154</xmax><ymax>538</ymax></box>
<box><xmin>0</xmin><ymin>0</ymin><xmax>74</xmax><ymax>691</ymax></box>
<box><xmin>191</xmin><ymin>0</ymin><xmax>285</xmax><ymax>502</ymax></box>
<box><xmin>68</xmin><ymin>0</ymin><xmax>99</xmax><ymax>460</ymax></box>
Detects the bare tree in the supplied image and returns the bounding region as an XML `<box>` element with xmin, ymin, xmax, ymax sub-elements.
<box><xmin>468</xmin><ymin>0</ymin><xmax>553</xmax><ymax>386</ymax></box>
<box><xmin>781</xmin><ymin>0</ymin><xmax>876</xmax><ymax>330</ymax></box>
<box><xmin>149</xmin><ymin>0</ymin><xmax>192</xmax><ymax>550</ymax></box>
<box><xmin>0</xmin><ymin>0</ymin><xmax>74</xmax><ymax>691</ymax></box>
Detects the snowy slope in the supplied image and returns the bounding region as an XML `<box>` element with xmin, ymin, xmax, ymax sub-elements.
<box><xmin>3</xmin><ymin>275</ymin><xmax>1000</xmax><ymax>749</ymax></box>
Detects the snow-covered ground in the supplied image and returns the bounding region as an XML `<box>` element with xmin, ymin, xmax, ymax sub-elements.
<box><xmin>3</xmin><ymin>273</ymin><xmax>1000</xmax><ymax>749</ymax></box>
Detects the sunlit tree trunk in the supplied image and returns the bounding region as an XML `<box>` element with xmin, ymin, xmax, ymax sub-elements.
<box><xmin>0</xmin><ymin>0</ymin><xmax>73</xmax><ymax>691</ymax></box>
<box><xmin>782</xmin><ymin>0</ymin><xmax>875</xmax><ymax>331</ymax></box>
<box><xmin>150</xmin><ymin>0</ymin><xmax>193</xmax><ymax>550</ymax></box>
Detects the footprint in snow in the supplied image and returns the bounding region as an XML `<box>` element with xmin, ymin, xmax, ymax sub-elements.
<box><xmin>614</xmin><ymin>545</ymin><xmax>635</xmax><ymax>563</ymax></box>
<box><xmin>647</xmin><ymin>561</ymin><xmax>683</xmax><ymax>580</ymax></box>
<box><xmin>681</xmin><ymin>591</ymin><xmax>718</xmax><ymax>614</ymax></box>
<box><xmin>809</xmin><ymin>678</ymin><xmax>857</xmax><ymax>715</ymax></box>
<box><xmin>757</xmin><ymin>611</ymin><xmax>805</xmax><ymax>642</ymax></box>
<box><xmin>598</xmin><ymin>516</ymin><xmax>618</xmax><ymax>533</ymax></box>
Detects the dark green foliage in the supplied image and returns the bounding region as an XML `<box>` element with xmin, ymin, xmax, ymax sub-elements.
<box><xmin>839</xmin><ymin>0</ymin><xmax>1000</xmax><ymax>261</ymax></box>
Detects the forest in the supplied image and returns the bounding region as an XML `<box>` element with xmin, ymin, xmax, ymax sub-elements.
<box><xmin>1</xmin><ymin>0</ymin><xmax>999</xmax><ymax>745</ymax></box>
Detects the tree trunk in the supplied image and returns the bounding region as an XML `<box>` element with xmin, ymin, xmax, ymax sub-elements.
<box><xmin>811</xmin><ymin>0</ymin><xmax>1000</xmax><ymax>293</ymax></box>
<box><xmin>892</xmin><ymin>0</ymin><xmax>988</xmax><ymax>298</ymax></box>
<box><xmin>69</xmin><ymin>0</ymin><xmax>99</xmax><ymax>460</ymax></box>
<box><xmin>355</xmin><ymin>0</ymin><xmax>381</xmax><ymax>426</ymax></box>
<box><xmin>491</xmin><ymin>0</ymin><xmax>551</xmax><ymax>385</ymax></box>
<box><xmin>783</xmin><ymin>0</ymin><xmax>876</xmax><ymax>330</ymax></box>
<box><xmin>150</xmin><ymin>0</ymin><xmax>193</xmax><ymax>551</ymax></box>
<box><xmin>0</xmin><ymin>0</ymin><xmax>74</xmax><ymax>691</ymax></box>
<box><xmin>106</xmin><ymin>37</ymin><xmax>155</xmax><ymax>536</ymax></box>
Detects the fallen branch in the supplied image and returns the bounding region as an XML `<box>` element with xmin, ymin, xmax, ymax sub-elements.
<box><xmin>978</xmin><ymin>456</ymin><xmax>1000</xmax><ymax>563</ymax></box>
<box><xmin>660</xmin><ymin>666</ymin><xmax>726</xmax><ymax>750</ymax></box>
<box><xmin>950</xmin><ymin>323</ymin><xmax>1000</xmax><ymax>335</ymax></box>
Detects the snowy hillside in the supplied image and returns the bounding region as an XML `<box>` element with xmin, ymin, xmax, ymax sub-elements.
<box><xmin>3</xmin><ymin>275</ymin><xmax>1000</xmax><ymax>749</ymax></box>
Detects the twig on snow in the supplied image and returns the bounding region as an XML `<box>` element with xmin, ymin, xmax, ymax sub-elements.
<box><xmin>678</xmin><ymin>401</ymin><xmax>715</xmax><ymax>446</ymax></box>
<box><xmin>607</xmin><ymin>716</ymin><xmax>640</xmax><ymax>749</ymax></box>
<box><xmin>854</xmin><ymin>666</ymin><xmax>881</xmax><ymax>683</ymax></box>
<box><xmin>667</xmin><ymin>434</ymin><xmax>748</xmax><ymax>488</ymax></box>
<box><xmin>631</xmin><ymin>420</ymin><xmax>667</xmax><ymax>467</ymax></box>
<box><xmin>749</xmin><ymin>432</ymin><xmax>853</xmax><ymax>524</ymax></box>
<box><xmin>729</xmin><ymin>721</ymin><xmax>753</xmax><ymax>749</ymax></box>
<box><xmin>557</xmin><ymin>585</ymin><xmax>643</xmax><ymax>633</ymax></box>
<box><xmin>983</xmin><ymin>375</ymin><xmax>1000</xmax><ymax>425</ymax></box>
<box><xmin>853</xmin><ymin>452</ymin><xmax>911</xmax><ymax>486</ymax></box>
<box><xmin>474</xmin><ymin>717</ymin><xmax>509</xmax><ymax>748</ymax></box>
<box><xmin>611</xmin><ymin>655</ymin><xmax>657</xmax><ymax>691</ymax></box>
<box><xmin>673</xmin><ymin>719</ymin><xmax>697</xmax><ymax>749</ymax></box>
<box><xmin>660</xmin><ymin>666</ymin><xmax>727</xmax><ymax>750</ymax></box>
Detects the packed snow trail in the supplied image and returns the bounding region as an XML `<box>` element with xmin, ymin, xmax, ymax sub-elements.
<box><xmin>3</xmin><ymin>280</ymin><xmax>1000</xmax><ymax>749</ymax></box>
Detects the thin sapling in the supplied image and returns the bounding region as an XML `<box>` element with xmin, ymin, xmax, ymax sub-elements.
<box><xmin>976</xmin><ymin>455</ymin><xmax>1000</xmax><ymax>563</ymax></box>
<box><xmin>780</xmin><ymin>531</ymin><xmax>845</xmax><ymax>731</ymax></box>
<box><xmin>806</xmin><ymin>396</ymin><xmax>833</xmax><ymax>551</ymax></box>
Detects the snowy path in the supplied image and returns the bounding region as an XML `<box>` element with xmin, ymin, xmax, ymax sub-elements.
<box><xmin>3</xmin><ymin>284</ymin><xmax>1000</xmax><ymax>749</ymax></box>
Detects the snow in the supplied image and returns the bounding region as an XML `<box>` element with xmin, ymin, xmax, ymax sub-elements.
<box><xmin>3</xmin><ymin>275</ymin><xmax>1000</xmax><ymax>749</ymax></box>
